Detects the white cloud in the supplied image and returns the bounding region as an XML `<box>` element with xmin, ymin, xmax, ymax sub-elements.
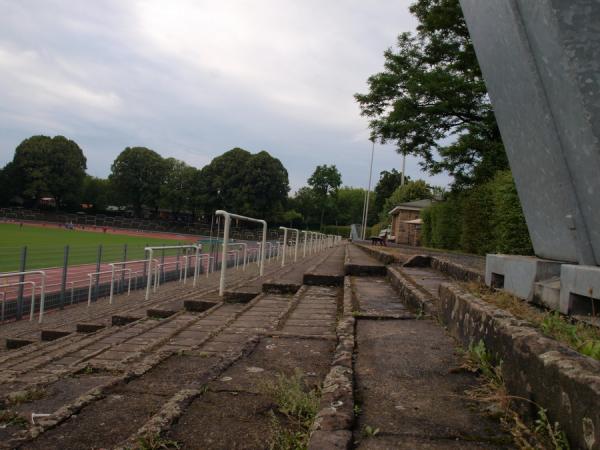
<box><xmin>0</xmin><ymin>0</ymin><xmax>452</xmax><ymax>190</ymax></box>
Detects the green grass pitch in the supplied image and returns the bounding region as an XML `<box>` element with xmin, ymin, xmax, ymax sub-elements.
<box><xmin>0</xmin><ymin>223</ymin><xmax>187</xmax><ymax>271</ymax></box>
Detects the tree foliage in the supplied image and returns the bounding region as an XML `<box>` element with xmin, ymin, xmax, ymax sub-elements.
<box><xmin>160</xmin><ymin>158</ymin><xmax>198</xmax><ymax>216</ymax></box>
<box><xmin>373</xmin><ymin>169</ymin><xmax>409</xmax><ymax>216</ymax></box>
<box><xmin>336</xmin><ymin>187</ymin><xmax>376</xmax><ymax>226</ymax></box>
<box><xmin>0</xmin><ymin>162</ymin><xmax>19</xmax><ymax>206</ymax></box>
<box><xmin>421</xmin><ymin>171</ymin><xmax>532</xmax><ymax>255</ymax></box>
<box><xmin>12</xmin><ymin>135</ymin><xmax>87</xmax><ymax>208</ymax></box>
<box><xmin>109</xmin><ymin>147</ymin><xmax>166</xmax><ymax>217</ymax></box>
<box><xmin>307</xmin><ymin>164</ymin><xmax>342</xmax><ymax>229</ymax></box>
<box><xmin>198</xmin><ymin>148</ymin><xmax>289</xmax><ymax>222</ymax></box>
<box><xmin>81</xmin><ymin>176</ymin><xmax>111</xmax><ymax>213</ymax></box>
<box><xmin>354</xmin><ymin>0</ymin><xmax>507</xmax><ymax>188</ymax></box>
<box><xmin>380</xmin><ymin>179</ymin><xmax>433</xmax><ymax>222</ymax></box>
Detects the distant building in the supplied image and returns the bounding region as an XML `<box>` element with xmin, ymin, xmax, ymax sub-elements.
<box><xmin>389</xmin><ymin>199</ymin><xmax>432</xmax><ymax>246</ymax></box>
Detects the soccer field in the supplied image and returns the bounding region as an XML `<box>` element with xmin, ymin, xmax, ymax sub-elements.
<box><xmin>0</xmin><ymin>223</ymin><xmax>191</xmax><ymax>271</ymax></box>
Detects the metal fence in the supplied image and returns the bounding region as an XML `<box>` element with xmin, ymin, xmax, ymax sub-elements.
<box><xmin>0</xmin><ymin>238</ymin><xmax>274</xmax><ymax>323</ymax></box>
<box><xmin>0</xmin><ymin>208</ymin><xmax>283</xmax><ymax>241</ymax></box>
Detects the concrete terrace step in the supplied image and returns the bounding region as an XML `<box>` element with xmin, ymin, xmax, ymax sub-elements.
<box><xmin>277</xmin><ymin>285</ymin><xmax>339</xmax><ymax>338</ymax></box>
<box><xmin>350</xmin><ymin>274</ymin><xmax>511</xmax><ymax>449</ymax></box>
<box><xmin>350</xmin><ymin>276</ymin><xmax>413</xmax><ymax>318</ymax></box>
<box><xmin>0</xmin><ymin>256</ymin><xmax>333</xmax><ymax>397</ymax></box>
<box><xmin>345</xmin><ymin>243</ymin><xmax>387</xmax><ymax>276</ymax></box>
<box><xmin>0</xmin><ymin>261</ymin><xmax>274</xmax><ymax>349</ymax></box>
<box><xmin>10</xmin><ymin>287</ymin><xmax>308</xmax><ymax>448</ymax></box>
<box><xmin>303</xmin><ymin>244</ymin><xmax>346</xmax><ymax>286</ymax></box>
<box><xmin>223</xmin><ymin>248</ymin><xmax>335</xmax><ymax>298</ymax></box>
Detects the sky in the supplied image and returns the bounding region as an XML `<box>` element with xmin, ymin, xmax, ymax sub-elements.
<box><xmin>0</xmin><ymin>0</ymin><xmax>452</xmax><ymax>193</ymax></box>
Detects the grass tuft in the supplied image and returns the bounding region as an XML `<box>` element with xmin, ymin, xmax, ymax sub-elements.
<box><xmin>262</xmin><ymin>369</ymin><xmax>321</xmax><ymax>450</ymax></box>
<box><xmin>464</xmin><ymin>282</ymin><xmax>600</xmax><ymax>361</ymax></box>
<box><xmin>0</xmin><ymin>410</ymin><xmax>28</xmax><ymax>428</ymax></box>
<box><xmin>6</xmin><ymin>388</ymin><xmax>46</xmax><ymax>406</ymax></box>
<box><xmin>136</xmin><ymin>433</ymin><xmax>181</xmax><ymax>450</ymax></box>
<box><xmin>463</xmin><ymin>339</ymin><xmax>570</xmax><ymax>449</ymax></box>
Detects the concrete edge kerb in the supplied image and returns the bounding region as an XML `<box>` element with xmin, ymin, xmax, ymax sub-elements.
<box><xmin>438</xmin><ymin>282</ymin><xmax>600</xmax><ymax>450</ymax></box>
<box><xmin>355</xmin><ymin>243</ymin><xmax>483</xmax><ymax>283</ymax></box>
<box><xmin>307</xmin><ymin>276</ymin><xmax>355</xmax><ymax>449</ymax></box>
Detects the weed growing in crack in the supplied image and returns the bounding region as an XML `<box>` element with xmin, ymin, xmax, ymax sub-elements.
<box><xmin>268</xmin><ymin>415</ymin><xmax>310</xmax><ymax>450</ymax></box>
<box><xmin>362</xmin><ymin>425</ymin><xmax>380</xmax><ymax>437</ymax></box>
<box><xmin>415</xmin><ymin>304</ymin><xmax>425</xmax><ymax>320</ymax></box>
<box><xmin>534</xmin><ymin>408</ymin><xmax>570</xmax><ymax>450</ymax></box>
<box><xmin>0</xmin><ymin>410</ymin><xmax>28</xmax><ymax>428</ymax></box>
<box><xmin>136</xmin><ymin>433</ymin><xmax>181</xmax><ymax>449</ymax></box>
<box><xmin>6</xmin><ymin>388</ymin><xmax>46</xmax><ymax>406</ymax></box>
<box><xmin>464</xmin><ymin>283</ymin><xmax>600</xmax><ymax>362</ymax></box>
<box><xmin>464</xmin><ymin>339</ymin><xmax>570</xmax><ymax>449</ymax></box>
<box><xmin>262</xmin><ymin>369</ymin><xmax>320</xmax><ymax>450</ymax></box>
<box><xmin>80</xmin><ymin>365</ymin><xmax>96</xmax><ymax>375</ymax></box>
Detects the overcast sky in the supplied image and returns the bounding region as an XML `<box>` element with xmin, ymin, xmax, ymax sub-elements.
<box><xmin>0</xmin><ymin>0</ymin><xmax>451</xmax><ymax>192</ymax></box>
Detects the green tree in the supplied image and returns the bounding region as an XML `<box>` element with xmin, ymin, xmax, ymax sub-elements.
<box><xmin>307</xmin><ymin>164</ymin><xmax>342</xmax><ymax>229</ymax></box>
<box><xmin>81</xmin><ymin>176</ymin><xmax>111</xmax><ymax>212</ymax></box>
<box><xmin>380</xmin><ymin>179</ymin><xmax>433</xmax><ymax>223</ymax></box>
<box><xmin>290</xmin><ymin>187</ymin><xmax>319</xmax><ymax>227</ymax></box>
<box><xmin>242</xmin><ymin>151</ymin><xmax>289</xmax><ymax>219</ymax></box>
<box><xmin>0</xmin><ymin>162</ymin><xmax>19</xmax><ymax>206</ymax></box>
<box><xmin>354</xmin><ymin>0</ymin><xmax>507</xmax><ymax>188</ymax></box>
<box><xmin>160</xmin><ymin>158</ymin><xmax>198</xmax><ymax>216</ymax></box>
<box><xmin>373</xmin><ymin>169</ymin><xmax>409</xmax><ymax>217</ymax></box>
<box><xmin>334</xmin><ymin>187</ymin><xmax>376</xmax><ymax>226</ymax></box>
<box><xmin>198</xmin><ymin>148</ymin><xmax>289</xmax><ymax>222</ymax></box>
<box><xmin>109</xmin><ymin>147</ymin><xmax>166</xmax><ymax>217</ymax></box>
<box><xmin>12</xmin><ymin>135</ymin><xmax>87</xmax><ymax>208</ymax></box>
<box><xmin>281</xmin><ymin>209</ymin><xmax>303</xmax><ymax>227</ymax></box>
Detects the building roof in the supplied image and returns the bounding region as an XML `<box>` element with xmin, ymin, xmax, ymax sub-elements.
<box><xmin>388</xmin><ymin>199</ymin><xmax>433</xmax><ymax>215</ymax></box>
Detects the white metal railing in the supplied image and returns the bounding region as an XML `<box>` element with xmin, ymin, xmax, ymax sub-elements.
<box><xmin>144</xmin><ymin>245</ymin><xmax>201</xmax><ymax>300</ymax></box>
<box><xmin>226</xmin><ymin>242</ymin><xmax>248</xmax><ymax>270</ymax></box>
<box><xmin>216</xmin><ymin>210</ymin><xmax>267</xmax><ymax>296</ymax></box>
<box><xmin>0</xmin><ymin>270</ymin><xmax>46</xmax><ymax>323</ymax></box>
<box><xmin>1</xmin><ymin>281</ymin><xmax>36</xmax><ymax>321</ymax></box>
<box><xmin>87</xmin><ymin>268</ymin><xmax>132</xmax><ymax>306</ymax></box>
<box><xmin>279</xmin><ymin>227</ymin><xmax>300</xmax><ymax>266</ymax></box>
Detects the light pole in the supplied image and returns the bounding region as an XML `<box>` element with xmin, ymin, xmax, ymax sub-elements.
<box><xmin>401</xmin><ymin>149</ymin><xmax>406</xmax><ymax>186</ymax></box>
<box><xmin>361</xmin><ymin>140</ymin><xmax>375</xmax><ymax>240</ymax></box>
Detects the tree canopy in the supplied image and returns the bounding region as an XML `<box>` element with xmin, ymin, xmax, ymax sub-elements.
<box><xmin>198</xmin><ymin>148</ymin><xmax>289</xmax><ymax>222</ymax></box>
<box><xmin>354</xmin><ymin>0</ymin><xmax>507</xmax><ymax>188</ymax></box>
<box><xmin>12</xmin><ymin>135</ymin><xmax>87</xmax><ymax>208</ymax></box>
<box><xmin>160</xmin><ymin>158</ymin><xmax>198</xmax><ymax>216</ymax></box>
<box><xmin>380</xmin><ymin>179</ymin><xmax>433</xmax><ymax>222</ymax></box>
<box><xmin>81</xmin><ymin>175</ymin><xmax>111</xmax><ymax>213</ymax></box>
<box><xmin>109</xmin><ymin>147</ymin><xmax>166</xmax><ymax>217</ymax></box>
<box><xmin>373</xmin><ymin>169</ymin><xmax>409</xmax><ymax>217</ymax></box>
<box><xmin>307</xmin><ymin>164</ymin><xmax>342</xmax><ymax>198</ymax></box>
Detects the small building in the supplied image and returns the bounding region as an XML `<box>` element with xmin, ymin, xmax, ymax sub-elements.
<box><xmin>389</xmin><ymin>199</ymin><xmax>432</xmax><ymax>246</ymax></box>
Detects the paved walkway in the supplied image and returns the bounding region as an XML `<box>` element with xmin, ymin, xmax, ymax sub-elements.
<box><xmin>350</xmin><ymin>272</ymin><xmax>511</xmax><ymax>449</ymax></box>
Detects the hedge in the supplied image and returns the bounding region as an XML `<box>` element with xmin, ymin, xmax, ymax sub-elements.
<box><xmin>421</xmin><ymin>171</ymin><xmax>533</xmax><ymax>255</ymax></box>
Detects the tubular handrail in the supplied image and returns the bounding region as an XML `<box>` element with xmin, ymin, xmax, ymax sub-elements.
<box><xmin>225</xmin><ymin>242</ymin><xmax>248</xmax><ymax>270</ymax></box>
<box><xmin>279</xmin><ymin>227</ymin><xmax>300</xmax><ymax>266</ymax></box>
<box><xmin>215</xmin><ymin>210</ymin><xmax>267</xmax><ymax>296</ymax></box>
<box><xmin>195</xmin><ymin>254</ymin><xmax>214</xmax><ymax>278</ymax></box>
<box><xmin>0</xmin><ymin>270</ymin><xmax>46</xmax><ymax>323</ymax></box>
<box><xmin>87</xmin><ymin>267</ymin><xmax>132</xmax><ymax>306</ymax></box>
<box><xmin>0</xmin><ymin>281</ymin><xmax>36</xmax><ymax>321</ymax></box>
<box><xmin>144</xmin><ymin>245</ymin><xmax>201</xmax><ymax>299</ymax></box>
